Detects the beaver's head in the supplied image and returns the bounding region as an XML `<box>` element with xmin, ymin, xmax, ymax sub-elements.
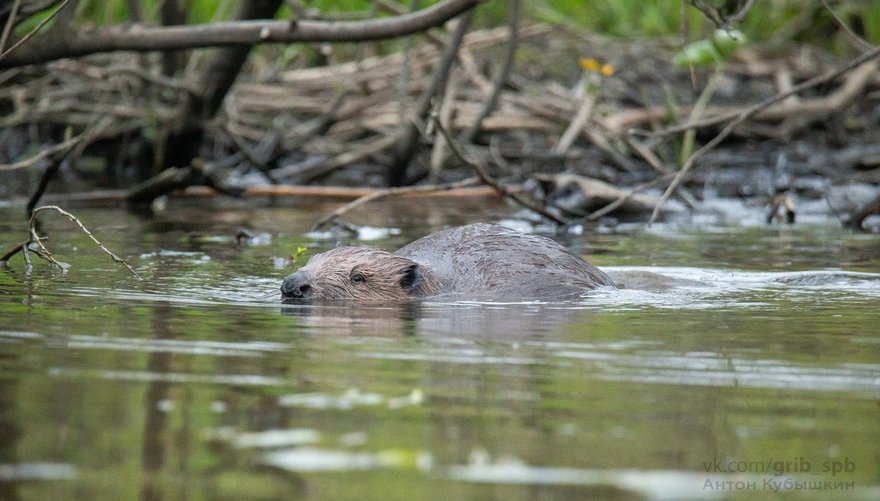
<box><xmin>280</xmin><ymin>247</ymin><xmax>439</xmax><ymax>301</ymax></box>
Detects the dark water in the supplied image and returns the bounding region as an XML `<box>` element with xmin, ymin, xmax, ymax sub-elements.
<box><xmin>0</xmin><ymin>200</ymin><xmax>878</xmax><ymax>500</ymax></box>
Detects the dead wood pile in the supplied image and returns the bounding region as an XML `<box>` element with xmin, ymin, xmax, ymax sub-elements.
<box><xmin>2</xmin><ymin>22</ymin><xmax>880</xmax><ymax>225</ymax></box>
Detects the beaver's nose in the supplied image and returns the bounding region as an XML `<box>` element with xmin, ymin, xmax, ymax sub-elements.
<box><xmin>281</xmin><ymin>271</ymin><xmax>312</xmax><ymax>299</ymax></box>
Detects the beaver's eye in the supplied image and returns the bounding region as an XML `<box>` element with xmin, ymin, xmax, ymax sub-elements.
<box><xmin>350</xmin><ymin>272</ymin><xmax>366</xmax><ymax>284</ymax></box>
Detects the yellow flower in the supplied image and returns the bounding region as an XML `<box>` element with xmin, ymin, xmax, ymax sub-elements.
<box><xmin>579</xmin><ymin>57</ymin><xmax>614</xmax><ymax>77</ymax></box>
<box><xmin>579</xmin><ymin>57</ymin><xmax>600</xmax><ymax>72</ymax></box>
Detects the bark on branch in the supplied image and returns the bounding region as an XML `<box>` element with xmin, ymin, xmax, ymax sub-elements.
<box><xmin>0</xmin><ymin>0</ymin><xmax>481</xmax><ymax>68</ymax></box>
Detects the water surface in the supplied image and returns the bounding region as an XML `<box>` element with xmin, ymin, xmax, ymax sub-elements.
<box><xmin>0</xmin><ymin>201</ymin><xmax>878</xmax><ymax>500</ymax></box>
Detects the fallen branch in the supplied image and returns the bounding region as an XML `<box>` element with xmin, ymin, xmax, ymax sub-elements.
<box><xmin>0</xmin><ymin>184</ymin><xmax>509</xmax><ymax>208</ymax></box>
<box><xmin>0</xmin><ymin>237</ymin><xmax>53</xmax><ymax>272</ymax></box>
<box><xmin>0</xmin><ymin>240</ymin><xmax>31</xmax><ymax>266</ymax></box>
<box><xmin>270</xmin><ymin>133</ymin><xmax>400</xmax><ymax>183</ymax></box>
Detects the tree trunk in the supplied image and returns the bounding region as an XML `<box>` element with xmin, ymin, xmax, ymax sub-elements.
<box><xmin>164</xmin><ymin>0</ymin><xmax>284</xmax><ymax>171</ymax></box>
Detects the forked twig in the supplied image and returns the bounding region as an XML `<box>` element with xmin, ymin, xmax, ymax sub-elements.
<box><xmin>28</xmin><ymin>205</ymin><xmax>141</xmax><ymax>278</ymax></box>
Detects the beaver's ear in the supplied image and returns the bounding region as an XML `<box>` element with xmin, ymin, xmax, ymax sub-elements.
<box><xmin>398</xmin><ymin>263</ymin><xmax>423</xmax><ymax>291</ymax></box>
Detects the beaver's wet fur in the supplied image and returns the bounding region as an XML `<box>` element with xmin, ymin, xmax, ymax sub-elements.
<box><xmin>280</xmin><ymin>223</ymin><xmax>614</xmax><ymax>301</ymax></box>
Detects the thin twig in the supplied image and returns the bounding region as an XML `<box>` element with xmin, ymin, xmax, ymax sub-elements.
<box><xmin>0</xmin><ymin>0</ymin><xmax>22</xmax><ymax>54</ymax></box>
<box><xmin>623</xmin><ymin>135</ymin><xmax>669</xmax><ymax>174</ymax></box>
<box><xmin>727</xmin><ymin>0</ymin><xmax>756</xmax><ymax>25</ymax></box>
<box><xmin>29</xmin><ymin>205</ymin><xmax>142</xmax><ymax>278</ymax></box>
<box><xmin>430</xmin><ymin>115</ymin><xmax>568</xmax><ymax>225</ymax></box>
<box><xmin>430</xmin><ymin>70</ymin><xmax>461</xmax><ymax>175</ymax></box>
<box><xmin>587</xmin><ymin>173</ymin><xmax>676</xmax><ymax>221</ymax></box>
<box><xmin>818</xmin><ymin>0</ymin><xmax>875</xmax><ymax>50</ymax></box>
<box><xmin>0</xmin><ymin>0</ymin><xmax>71</xmax><ymax>61</ymax></box>
<box><xmin>679</xmin><ymin>65</ymin><xmax>722</xmax><ymax>165</ymax></box>
<box><xmin>0</xmin><ymin>134</ymin><xmax>83</xmax><ymax>171</ymax></box>
<box><xmin>687</xmin><ymin>0</ymin><xmax>724</xmax><ymax>27</ymax></box>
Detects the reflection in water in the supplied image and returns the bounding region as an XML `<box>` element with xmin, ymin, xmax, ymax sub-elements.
<box><xmin>553</xmin><ymin>349</ymin><xmax>880</xmax><ymax>395</ymax></box>
<box><xmin>0</xmin><ymin>463</ymin><xmax>77</xmax><ymax>481</ymax></box>
<box><xmin>140</xmin><ymin>304</ymin><xmax>172</xmax><ymax>501</ymax></box>
<box><xmin>443</xmin><ymin>463</ymin><xmax>746</xmax><ymax>500</ymax></box>
<box><xmin>280</xmin><ymin>302</ymin><xmax>422</xmax><ymax>337</ymax></box>
<box><xmin>0</xmin><ymin>372</ymin><xmax>22</xmax><ymax>501</ymax></box>
<box><xmin>280</xmin><ymin>299</ymin><xmax>605</xmax><ymax>340</ymax></box>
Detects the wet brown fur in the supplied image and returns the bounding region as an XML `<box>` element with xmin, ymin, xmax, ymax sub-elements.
<box><xmin>282</xmin><ymin>224</ymin><xmax>615</xmax><ymax>301</ymax></box>
<box><xmin>288</xmin><ymin>247</ymin><xmax>441</xmax><ymax>301</ymax></box>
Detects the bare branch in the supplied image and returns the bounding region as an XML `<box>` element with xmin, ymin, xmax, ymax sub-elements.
<box><xmin>0</xmin><ymin>0</ymin><xmax>481</xmax><ymax>68</ymax></box>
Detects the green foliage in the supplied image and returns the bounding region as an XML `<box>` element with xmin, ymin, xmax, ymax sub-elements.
<box><xmin>290</xmin><ymin>246</ymin><xmax>308</xmax><ymax>268</ymax></box>
<box><xmin>528</xmin><ymin>0</ymin><xmax>880</xmax><ymax>49</ymax></box>
<box><xmin>529</xmin><ymin>0</ymin><xmax>704</xmax><ymax>37</ymax></box>
<box><xmin>674</xmin><ymin>29</ymin><xmax>748</xmax><ymax>67</ymax></box>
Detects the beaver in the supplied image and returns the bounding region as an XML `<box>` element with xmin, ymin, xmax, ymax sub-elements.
<box><xmin>280</xmin><ymin>223</ymin><xmax>615</xmax><ymax>301</ymax></box>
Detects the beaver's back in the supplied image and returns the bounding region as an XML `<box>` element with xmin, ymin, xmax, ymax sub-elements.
<box><xmin>395</xmin><ymin>223</ymin><xmax>614</xmax><ymax>299</ymax></box>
